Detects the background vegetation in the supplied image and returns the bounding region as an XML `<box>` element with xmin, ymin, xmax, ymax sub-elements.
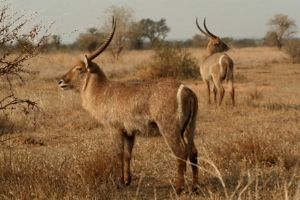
<box><xmin>0</xmin><ymin>3</ymin><xmax>300</xmax><ymax>200</ymax></box>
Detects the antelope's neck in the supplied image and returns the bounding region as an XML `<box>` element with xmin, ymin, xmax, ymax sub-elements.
<box><xmin>81</xmin><ymin>69</ymin><xmax>107</xmax><ymax>109</ymax></box>
<box><xmin>203</xmin><ymin>51</ymin><xmax>213</xmax><ymax>60</ymax></box>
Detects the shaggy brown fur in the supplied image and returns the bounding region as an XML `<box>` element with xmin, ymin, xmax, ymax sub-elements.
<box><xmin>196</xmin><ymin>18</ymin><xmax>235</xmax><ymax>106</ymax></box>
<box><xmin>58</xmin><ymin>17</ymin><xmax>199</xmax><ymax>194</ymax></box>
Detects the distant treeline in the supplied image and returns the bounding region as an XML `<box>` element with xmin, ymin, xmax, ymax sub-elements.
<box><xmin>1</xmin><ymin>10</ymin><xmax>298</xmax><ymax>54</ymax></box>
<box><xmin>4</xmin><ymin>33</ymin><xmax>299</xmax><ymax>54</ymax></box>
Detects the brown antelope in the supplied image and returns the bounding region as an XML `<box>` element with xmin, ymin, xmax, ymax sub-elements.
<box><xmin>196</xmin><ymin>18</ymin><xmax>235</xmax><ymax>106</ymax></box>
<box><xmin>58</xmin><ymin>17</ymin><xmax>199</xmax><ymax>194</ymax></box>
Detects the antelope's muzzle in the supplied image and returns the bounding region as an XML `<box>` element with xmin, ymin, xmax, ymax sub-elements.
<box><xmin>58</xmin><ymin>79</ymin><xmax>70</xmax><ymax>90</ymax></box>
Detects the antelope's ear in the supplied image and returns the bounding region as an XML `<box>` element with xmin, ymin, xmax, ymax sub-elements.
<box><xmin>83</xmin><ymin>55</ymin><xmax>92</xmax><ymax>71</ymax></box>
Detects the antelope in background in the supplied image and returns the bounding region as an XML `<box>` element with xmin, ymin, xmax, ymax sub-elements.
<box><xmin>196</xmin><ymin>18</ymin><xmax>235</xmax><ymax>106</ymax></box>
<box><xmin>58</xmin><ymin>17</ymin><xmax>199</xmax><ymax>194</ymax></box>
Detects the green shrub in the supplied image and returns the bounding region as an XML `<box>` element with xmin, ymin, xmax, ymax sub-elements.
<box><xmin>135</xmin><ymin>43</ymin><xmax>199</xmax><ymax>80</ymax></box>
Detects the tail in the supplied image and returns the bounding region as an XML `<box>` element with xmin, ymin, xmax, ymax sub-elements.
<box><xmin>219</xmin><ymin>54</ymin><xmax>234</xmax><ymax>82</ymax></box>
<box><xmin>225</xmin><ymin>58</ymin><xmax>234</xmax><ymax>82</ymax></box>
<box><xmin>219</xmin><ymin>54</ymin><xmax>235</xmax><ymax>105</ymax></box>
<box><xmin>178</xmin><ymin>86</ymin><xmax>198</xmax><ymax>158</ymax></box>
<box><xmin>226</xmin><ymin>59</ymin><xmax>234</xmax><ymax>92</ymax></box>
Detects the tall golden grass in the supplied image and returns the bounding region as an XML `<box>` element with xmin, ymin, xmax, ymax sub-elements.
<box><xmin>0</xmin><ymin>47</ymin><xmax>299</xmax><ymax>199</ymax></box>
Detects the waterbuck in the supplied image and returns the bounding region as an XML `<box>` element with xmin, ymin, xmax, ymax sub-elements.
<box><xmin>196</xmin><ymin>18</ymin><xmax>235</xmax><ymax>106</ymax></box>
<box><xmin>58</xmin><ymin>17</ymin><xmax>199</xmax><ymax>194</ymax></box>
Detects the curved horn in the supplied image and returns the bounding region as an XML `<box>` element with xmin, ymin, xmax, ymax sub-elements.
<box><xmin>196</xmin><ymin>17</ymin><xmax>209</xmax><ymax>37</ymax></box>
<box><xmin>87</xmin><ymin>16</ymin><xmax>116</xmax><ymax>61</ymax></box>
<box><xmin>203</xmin><ymin>18</ymin><xmax>218</xmax><ymax>38</ymax></box>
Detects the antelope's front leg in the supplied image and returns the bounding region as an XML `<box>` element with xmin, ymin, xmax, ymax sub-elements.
<box><xmin>124</xmin><ymin>133</ymin><xmax>135</xmax><ymax>185</ymax></box>
<box><xmin>113</xmin><ymin>132</ymin><xmax>125</xmax><ymax>187</ymax></box>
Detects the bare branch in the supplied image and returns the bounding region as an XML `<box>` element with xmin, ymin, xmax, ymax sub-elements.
<box><xmin>0</xmin><ymin>94</ymin><xmax>37</xmax><ymax>112</ymax></box>
<box><xmin>0</xmin><ymin>3</ymin><xmax>50</xmax><ymax>112</ymax></box>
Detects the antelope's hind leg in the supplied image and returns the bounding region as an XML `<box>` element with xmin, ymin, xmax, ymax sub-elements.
<box><xmin>189</xmin><ymin>141</ymin><xmax>199</xmax><ymax>192</ymax></box>
<box><xmin>213</xmin><ymin>84</ymin><xmax>217</xmax><ymax>104</ymax></box>
<box><xmin>174</xmin><ymin>143</ymin><xmax>188</xmax><ymax>194</ymax></box>
<box><xmin>228</xmin><ymin>80</ymin><xmax>235</xmax><ymax>106</ymax></box>
<box><xmin>204</xmin><ymin>80</ymin><xmax>211</xmax><ymax>104</ymax></box>
<box><xmin>161</xmin><ymin>127</ymin><xmax>188</xmax><ymax>194</ymax></box>
<box><xmin>214</xmin><ymin>78</ymin><xmax>225</xmax><ymax>106</ymax></box>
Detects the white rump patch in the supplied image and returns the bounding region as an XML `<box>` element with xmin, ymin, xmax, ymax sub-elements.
<box><xmin>177</xmin><ymin>84</ymin><xmax>185</xmax><ymax>119</ymax></box>
<box><xmin>219</xmin><ymin>55</ymin><xmax>225</xmax><ymax>66</ymax></box>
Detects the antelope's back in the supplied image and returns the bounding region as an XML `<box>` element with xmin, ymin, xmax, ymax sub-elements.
<box><xmin>91</xmin><ymin>79</ymin><xmax>183</xmax><ymax>132</ymax></box>
<box><xmin>201</xmin><ymin>53</ymin><xmax>230</xmax><ymax>79</ymax></box>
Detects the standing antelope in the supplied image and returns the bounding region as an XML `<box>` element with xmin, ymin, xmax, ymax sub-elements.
<box><xmin>58</xmin><ymin>17</ymin><xmax>199</xmax><ymax>194</ymax></box>
<box><xmin>196</xmin><ymin>18</ymin><xmax>235</xmax><ymax>106</ymax></box>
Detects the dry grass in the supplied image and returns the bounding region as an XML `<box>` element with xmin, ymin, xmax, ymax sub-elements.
<box><xmin>0</xmin><ymin>47</ymin><xmax>300</xmax><ymax>199</ymax></box>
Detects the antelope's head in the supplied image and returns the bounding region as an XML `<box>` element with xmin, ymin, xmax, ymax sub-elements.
<box><xmin>196</xmin><ymin>18</ymin><xmax>229</xmax><ymax>54</ymax></box>
<box><xmin>58</xmin><ymin>17</ymin><xmax>116</xmax><ymax>90</ymax></box>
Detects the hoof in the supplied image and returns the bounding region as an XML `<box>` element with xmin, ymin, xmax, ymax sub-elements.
<box><xmin>176</xmin><ymin>187</ymin><xmax>184</xmax><ymax>195</ymax></box>
<box><xmin>192</xmin><ymin>185</ymin><xmax>200</xmax><ymax>195</ymax></box>
<box><xmin>116</xmin><ymin>183</ymin><xmax>124</xmax><ymax>190</ymax></box>
<box><xmin>114</xmin><ymin>177</ymin><xmax>125</xmax><ymax>189</ymax></box>
<box><xmin>125</xmin><ymin>178</ymin><xmax>131</xmax><ymax>186</ymax></box>
<box><xmin>124</xmin><ymin>180</ymin><xmax>131</xmax><ymax>186</ymax></box>
<box><xmin>124</xmin><ymin>176</ymin><xmax>131</xmax><ymax>186</ymax></box>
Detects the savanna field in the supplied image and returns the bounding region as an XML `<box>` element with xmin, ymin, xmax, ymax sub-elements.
<box><xmin>0</xmin><ymin>47</ymin><xmax>300</xmax><ymax>199</ymax></box>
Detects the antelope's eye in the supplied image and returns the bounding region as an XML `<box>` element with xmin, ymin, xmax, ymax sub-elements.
<box><xmin>75</xmin><ymin>67</ymin><xmax>82</xmax><ymax>71</ymax></box>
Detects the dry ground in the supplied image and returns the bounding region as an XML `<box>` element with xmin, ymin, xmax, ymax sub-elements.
<box><xmin>0</xmin><ymin>47</ymin><xmax>300</xmax><ymax>199</ymax></box>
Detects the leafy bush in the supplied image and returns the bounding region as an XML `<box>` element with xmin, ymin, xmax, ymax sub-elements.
<box><xmin>284</xmin><ymin>39</ymin><xmax>300</xmax><ymax>63</ymax></box>
<box><xmin>135</xmin><ymin>43</ymin><xmax>199</xmax><ymax>80</ymax></box>
<box><xmin>191</xmin><ymin>34</ymin><xmax>208</xmax><ymax>48</ymax></box>
<box><xmin>74</xmin><ymin>31</ymin><xmax>105</xmax><ymax>52</ymax></box>
<box><xmin>263</xmin><ymin>31</ymin><xmax>278</xmax><ymax>47</ymax></box>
